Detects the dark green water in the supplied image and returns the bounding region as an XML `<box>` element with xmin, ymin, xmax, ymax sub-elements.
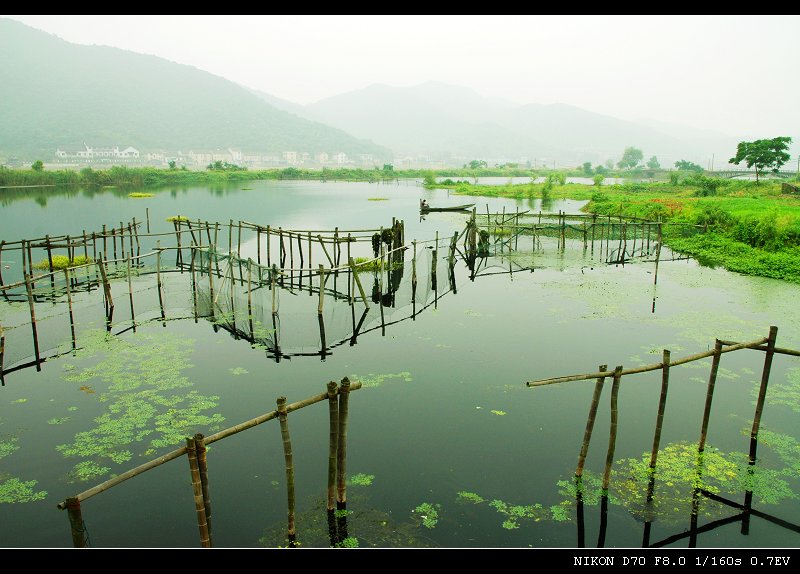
<box><xmin>1</xmin><ymin>180</ymin><xmax>800</xmax><ymax>548</ymax></box>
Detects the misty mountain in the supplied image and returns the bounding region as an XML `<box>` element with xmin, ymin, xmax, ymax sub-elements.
<box><xmin>307</xmin><ymin>81</ymin><xmax>729</xmax><ymax>164</ymax></box>
<box><xmin>0</xmin><ymin>19</ymin><xmax>390</xmax><ymax>160</ymax></box>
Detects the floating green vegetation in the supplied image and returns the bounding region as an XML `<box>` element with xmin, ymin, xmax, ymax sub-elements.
<box><xmin>556</xmin><ymin>473</ymin><xmax>612</xmax><ymax>507</ymax></box>
<box><xmin>0</xmin><ymin>478</ymin><xmax>47</xmax><ymax>504</ymax></box>
<box><xmin>0</xmin><ymin>437</ymin><xmax>20</xmax><ymax>460</ymax></box>
<box><xmin>349</xmin><ymin>473</ymin><xmax>375</xmax><ymax>486</ymax></box>
<box><xmin>166</xmin><ymin>215</ymin><xmax>189</xmax><ymax>222</ymax></box>
<box><xmin>128</xmin><ymin>192</ymin><xmax>154</xmax><ymax>198</ymax></box>
<box><xmin>11</xmin><ymin>398</ymin><xmax>27</xmax><ymax>404</ymax></box>
<box><xmin>489</xmin><ymin>499</ymin><xmax>548</xmax><ymax>530</ymax></box>
<box><xmin>759</xmin><ymin>367</ymin><xmax>800</xmax><ymax>412</ymax></box>
<box><xmin>758</xmin><ymin>429</ymin><xmax>800</xmax><ymax>476</ymax></box>
<box><xmin>229</xmin><ymin>367</ymin><xmax>249</xmax><ymax>376</ymax></box>
<box><xmin>490</xmin><ymin>410</ymin><xmax>506</xmax><ymax>416</ymax></box>
<box><xmin>260</xmin><ymin>493</ymin><xmax>436</xmax><ymax>548</ymax></box>
<box><xmin>68</xmin><ymin>461</ymin><xmax>111</xmax><ymax>482</ymax></box>
<box><xmin>334</xmin><ymin>509</ymin><xmax>353</xmax><ymax>518</ymax></box>
<box><xmin>33</xmin><ymin>255</ymin><xmax>93</xmax><ymax>270</ymax></box>
<box><xmin>334</xmin><ymin>536</ymin><xmax>359</xmax><ymax>548</ymax></box>
<box><xmin>367</xmin><ymin>197</ymin><xmax>389</xmax><ymax>201</ymax></box>
<box><xmin>413</xmin><ymin>502</ymin><xmax>440</xmax><ymax>529</ymax></box>
<box><xmin>456</xmin><ymin>491</ymin><xmax>485</xmax><ymax>504</ymax></box>
<box><xmin>351</xmin><ymin>372</ymin><xmax>412</xmax><ymax>389</ymax></box>
<box><xmin>67</xmin><ymin>407</ymin><xmax>78</xmax><ymax>412</ymax></box>
<box><xmin>56</xmin><ymin>330</ymin><xmax>224</xmax><ymax>480</ymax></box>
<box><xmin>47</xmin><ymin>417</ymin><xmax>70</xmax><ymax>425</ymax></box>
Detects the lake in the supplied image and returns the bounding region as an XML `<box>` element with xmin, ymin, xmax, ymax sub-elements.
<box><xmin>1</xmin><ymin>179</ymin><xmax>799</xmax><ymax>548</ymax></box>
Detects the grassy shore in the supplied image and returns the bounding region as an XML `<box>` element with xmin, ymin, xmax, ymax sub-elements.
<box><xmin>448</xmin><ymin>177</ymin><xmax>800</xmax><ymax>283</ymax></box>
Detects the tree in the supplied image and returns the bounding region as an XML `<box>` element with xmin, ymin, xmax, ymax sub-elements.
<box><xmin>674</xmin><ymin>160</ymin><xmax>704</xmax><ymax>172</ymax></box>
<box><xmin>729</xmin><ymin>136</ymin><xmax>792</xmax><ymax>183</ymax></box>
<box><xmin>581</xmin><ymin>162</ymin><xmax>593</xmax><ymax>176</ymax></box>
<box><xmin>31</xmin><ymin>160</ymin><xmax>44</xmax><ymax>172</ymax></box>
<box><xmin>168</xmin><ymin>160</ymin><xmax>177</xmax><ymax>170</ymax></box>
<box><xmin>468</xmin><ymin>159</ymin><xmax>487</xmax><ymax>170</ymax></box>
<box><xmin>604</xmin><ymin>159</ymin><xmax>615</xmax><ymax>170</ymax></box>
<box><xmin>646</xmin><ymin>156</ymin><xmax>660</xmax><ymax>169</ymax></box>
<box><xmin>617</xmin><ymin>147</ymin><xmax>643</xmax><ymax>170</ymax></box>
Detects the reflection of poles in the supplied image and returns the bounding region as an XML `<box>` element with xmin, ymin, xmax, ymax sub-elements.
<box><xmin>65</xmin><ymin>268</ymin><xmax>77</xmax><ymax>348</ymax></box>
<box><xmin>411</xmin><ymin>241</ymin><xmax>417</xmax><ymax>319</ymax></box>
<box><xmin>0</xmin><ymin>324</ymin><xmax>5</xmax><ymax>385</ymax></box>
<box><xmin>156</xmin><ymin>241</ymin><xmax>165</xmax><ymax>326</ymax></box>
<box><xmin>642</xmin><ymin>349</ymin><xmax>670</xmax><ymax>547</ymax></box>
<box><xmin>743</xmin><ymin>325</ymin><xmax>778</xmax><ymax>535</ymax></box>
<box><xmin>126</xmin><ymin>257</ymin><xmax>135</xmax><ymax>331</ymax></box>
<box><xmin>277</xmin><ymin>397</ymin><xmax>297</xmax><ymax>546</ymax></box>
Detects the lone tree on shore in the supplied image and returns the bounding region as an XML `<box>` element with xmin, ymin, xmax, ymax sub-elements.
<box><xmin>31</xmin><ymin>160</ymin><xmax>44</xmax><ymax>172</ymax></box>
<box><xmin>617</xmin><ymin>147</ymin><xmax>643</xmax><ymax>170</ymax></box>
<box><xmin>729</xmin><ymin>136</ymin><xmax>792</xmax><ymax>183</ymax></box>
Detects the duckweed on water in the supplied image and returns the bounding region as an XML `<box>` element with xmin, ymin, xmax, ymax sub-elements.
<box><xmin>0</xmin><ymin>437</ymin><xmax>20</xmax><ymax>460</ymax></box>
<box><xmin>56</xmin><ymin>329</ymin><xmax>225</xmax><ymax>481</ymax></box>
<box><xmin>348</xmin><ymin>473</ymin><xmax>375</xmax><ymax>486</ymax></box>
<box><xmin>758</xmin><ymin>429</ymin><xmax>800</xmax><ymax>476</ymax></box>
<box><xmin>229</xmin><ymin>367</ymin><xmax>249</xmax><ymax>376</ymax></box>
<box><xmin>47</xmin><ymin>418</ymin><xmax>70</xmax><ymax>425</ymax></box>
<box><xmin>0</xmin><ymin>478</ymin><xmax>47</xmax><ymax>503</ymax></box>
<box><xmin>352</xmin><ymin>372</ymin><xmax>413</xmax><ymax>389</ymax></box>
<box><xmin>413</xmin><ymin>502</ymin><xmax>440</xmax><ymax>529</ymax></box>
<box><xmin>490</xmin><ymin>410</ymin><xmax>506</xmax><ymax>416</ymax></box>
<box><xmin>456</xmin><ymin>491</ymin><xmax>485</xmax><ymax>504</ymax></box>
<box><xmin>758</xmin><ymin>367</ymin><xmax>800</xmax><ymax>412</ymax></box>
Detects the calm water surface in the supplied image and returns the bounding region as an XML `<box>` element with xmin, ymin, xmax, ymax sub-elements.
<box><xmin>1</xmin><ymin>180</ymin><xmax>799</xmax><ymax>548</ymax></box>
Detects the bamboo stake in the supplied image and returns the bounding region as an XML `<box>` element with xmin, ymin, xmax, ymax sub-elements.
<box><xmin>348</xmin><ymin>258</ymin><xmax>369</xmax><ymax>310</ymax></box>
<box><xmin>0</xmin><ymin>324</ymin><xmax>5</xmax><ymax>385</ymax></box>
<box><xmin>318</xmin><ymin>264</ymin><xmax>326</xmax><ymax>315</ymax></box>
<box><xmin>271</xmin><ymin>265</ymin><xmax>278</xmax><ymax>315</ymax></box>
<box><xmin>65</xmin><ymin>497</ymin><xmax>88</xmax><ymax>548</ymax></box>
<box><xmin>26</xmin><ymin>241</ymin><xmax>35</xmax><ymax>288</ymax></box>
<box><xmin>228</xmin><ymin>219</ymin><xmax>233</xmax><ymax>254</ymax></box>
<box><xmin>575</xmin><ymin>365</ymin><xmax>608</xmax><ymax>478</ymax></box>
<box><xmin>64</xmin><ymin>268</ymin><xmax>76</xmax><ymax>349</ymax></box>
<box><xmin>277</xmin><ymin>397</ymin><xmax>297</xmax><ymax>545</ymax></box>
<box><xmin>0</xmin><ymin>240</ymin><xmax>4</xmax><ymax>288</ymax></box>
<box><xmin>649</xmin><ymin>350</ymin><xmax>671</xmax><ymax>471</ymax></box>
<box><xmin>146</xmin><ymin>207</ymin><xmax>150</xmax><ymax>233</ymax></box>
<box><xmin>237</xmin><ymin>221</ymin><xmax>242</xmax><ymax>255</ymax></box>
<box><xmin>119</xmin><ymin>222</ymin><xmax>126</xmax><ymax>260</ymax></box>
<box><xmin>112</xmin><ymin>226</ymin><xmax>118</xmax><ymax>261</ymax></box>
<box><xmin>156</xmin><ymin>241</ymin><xmax>165</xmax><ymax>324</ymax></box>
<box><xmin>128</xmin><ymin>223</ymin><xmax>135</xmax><ymax>262</ymax></box>
<box><xmin>256</xmin><ymin>228</ymin><xmax>261</xmax><ymax>265</ymax></box>
<box><xmin>698</xmin><ymin>340</ymin><xmax>723</xmax><ymax>452</ymax></box>
<box><xmin>266</xmin><ymin>225</ymin><xmax>271</xmax><ymax>268</ymax></box>
<box><xmin>247</xmin><ymin>259</ymin><xmax>253</xmax><ymax>338</ymax></box>
<box><xmin>336</xmin><ymin>378</ymin><xmax>351</xmax><ymax>508</ymax></box>
<box><xmin>126</xmin><ymin>257</ymin><xmax>135</xmax><ymax>329</ymax></box>
<box><xmin>654</xmin><ymin>221</ymin><xmax>662</xmax><ymax>285</ymax></box>
<box><xmin>601</xmin><ymin>366</ymin><xmax>623</xmax><ymax>491</ymax></box>
<box><xmin>185</xmin><ymin>437</ymin><xmax>211</xmax><ymax>547</ymax></box>
<box><xmin>24</xmin><ymin>273</ymin><xmax>41</xmax><ymax>371</ymax></box>
<box><xmin>194</xmin><ymin>433</ymin><xmax>212</xmax><ymax>540</ymax></box>
<box><xmin>317</xmin><ymin>235</ymin><xmax>334</xmax><ymax>267</ymax></box>
<box><xmin>327</xmin><ymin>381</ymin><xmax>339</xmax><ymax>511</ymax></box>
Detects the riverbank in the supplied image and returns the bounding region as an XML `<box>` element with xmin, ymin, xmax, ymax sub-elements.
<box><xmin>448</xmin><ymin>178</ymin><xmax>800</xmax><ymax>284</ymax></box>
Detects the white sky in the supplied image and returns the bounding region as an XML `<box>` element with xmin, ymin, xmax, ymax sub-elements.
<box><xmin>5</xmin><ymin>14</ymin><xmax>800</xmax><ymax>139</ymax></box>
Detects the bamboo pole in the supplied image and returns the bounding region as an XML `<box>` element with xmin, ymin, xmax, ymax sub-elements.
<box><xmin>119</xmin><ymin>222</ymin><xmax>126</xmax><ymax>260</ymax></box>
<box><xmin>318</xmin><ymin>265</ymin><xmax>326</xmax><ymax>315</ymax></box>
<box><xmin>156</xmin><ymin>241</ymin><xmax>165</xmax><ymax>324</ymax></box>
<box><xmin>194</xmin><ymin>433</ymin><xmax>212</xmax><ymax>540</ymax></box>
<box><xmin>64</xmin><ymin>268</ymin><xmax>76</xmax><ymax>349</ymax></box>
<box><xmin>271</xmin><ymin>265</ymin><xmax>278</xmax><ymax>315</ymax></box>
<box><xmin>228</xmin><ymin>219</ymin><xmax>233</xmax><ymax>254</ymax></box>
<box><xmin>348</xmin><ymin>258</ymin><xmax>370</xmax><ymax>310</ymax></box>
<box><xmin>237</xmin><ymin>221</ymin><xmax>242</xmax><ymax>255</ymax></box>
<box><xmin>0</xmin><ymin>324</ymin><xmax>5</xmax><ymax>385</ymax></box>
<box><xmin>65</xmin><ymin>497</ymin><xmax>88</xmax><ymax>548</ymax></box>
<box><xmin>601</xmin><ymin>366</ymin><xmax>623</xmax><ymax>491</ymax></box>
<box><xmin>327</xmin><ymin>381</ymin><xmax>339</xmax><ymax>511</ymax></box>
<box><xmin>112</xmin><ymin>226</ymin><xmax>118</xmax><ymax>261</ymax></box>
<box><xmin>266</xmin><ymin>225</ymin><xmax>271</xmax><ymax>268</ymax></box>
<box><xmin>317</xmin><ymin>235</ymin><xmax>334</xmax><ymax>267</ymax></box>
<box><xmin>247</xmin><ymin>259</ymin><xmax>253</xmax><ymax>338</ymax></box>
<box><xmin>575</xmin><ymin>365</ymin><xmax>608</xmax><ymax>478</ymax></box>
<box><xmin>654</xmin><ymin>221</ymin><xmax>662</xmax><ymax>285</ymax></box>
<box><xmin>277</xmin><ymin>397</ymin><xmax>297</xmax><ymax>546</ymax></box>
<box><xmin>0</xmin><ymin>240</ymin><xmax>4</xmax><ymax>288</ymax></box>
<box><xmin>146</xmin><ymin>207</ymin><xmax>150</xmax><ymax>233</ymax></box>
<box><xmin>649</xmin><ymin>350</ymin><xmax>671</xmax><ymax>471</ymax></box>
<box><xmin>185</xmin><ymin>437</ymin><xmax>211</xmax><ymax>547</ymax></box>
<box><xmin>126</xmin><ymin>257</ymin><xmax>135</xmax><ymax>329</ymax></box>
<box><xmin>698</xmin><ymin>340</ymin><xmax>723</xmax><ymax>452</ymax></box>
<box><xmin>128</xmin><ymin>224</ymin><xmax>135</xmax><ymax>263</ymax></box>
<box><xmin>336</xmin><ymin>378</ymin><xmax>351</xmax><ymax>508</ymax></box>
<box><xmin>24</xmin><ymin>273</ymin><xmax>41</xmax><ymax>371</ymax></box>
<box><xmin>526</xmin><ymin>336</ymin><xmax>769</xmax><ymax>387</ymax></box>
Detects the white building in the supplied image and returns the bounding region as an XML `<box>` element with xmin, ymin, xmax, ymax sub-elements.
<box><xmin>56</xmin><ymin>144</ymin><xmax>140</xmax><ymax>161</ymax></box>
<box><xmin>282</xmin><ymin>151</ymin><xmax>298</xmax><ymax>164</ymax></box>
<box><xmin>334</xmin><ymin>152</ymin><xmax>348</xmax><ymax>165</ymax></box>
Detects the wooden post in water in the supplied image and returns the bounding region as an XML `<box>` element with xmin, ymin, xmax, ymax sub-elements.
<box><xmin>256</xmin><ymin>228</ymin><xmax>261</xmax><ymax>265</ymax></box>
<box><xmin>126</xmin><ymin>257</ymin><xmax>136</xmax><ymax>330</ymax></box>
<box><xmin>336</xmin><ymin>378</ymin><xmax>351</xmax><ymax>510</ymax></box>
<box><xmin>575</xmin><ymin>365</ymin><xmax>609</xmax><ymax>478</ymax></box>
<box><xmin>327</xmin><ymin>381</ymin><xmax>339</xmax><ymax>512</ymax></box>
<box><xmin>0</xmin><ymin>240</ymin><xmax>5</xmax><ymax>289</ymax></box>
<box><xmin>194</xmin><ymin>433</ymin><xmax>212</xmax><ymax>540</ymax></box>
<box><xmin>698</xmin><ymin>340</ymin><xmax>723</xmax><ymax>452</ymax></box>
<box><xmin>601</xmin><ymin>366</ymin><xmax>623</xmax><ymax>491</ymax></box>
<box><xmin>185</xmin><ymin>437</ymin><xmax>211</xmax><ymax>548</ymax></box>
<box><xmin>112</xmin><ymin>226</ymin><xmax>118</xmax><ymax>261</ymax></box>
<box><xmin>654</xmin><ymin>221</ymin><xmax>662</xmax><ymax>285</ymax></box>
<box><xmin>743</xmin><ymin>326</ymin><xmax>778</xmax><ymax>534</ymax></box>
<box><xmin>228</xmin><ymin>220</ymin><xmax>234</xmax><ymax>254</ymax></box>
<box><xmin>318</xmin><ymin>264</ymin><xmax>326</xmax><ymax>315</ymax></box>
<box><xmin>24</xmin><ymin>273</ymin><xmax>42</xmax><ymax>371</ymax></box>
<box><xmin>237</xmin><ymin>221</ymin><xmax>242</xmax><ymax>256</ymax></box>
<box><xmin>97</xmin><ymin>255</ymin><xmax>114</xmax><ymax>330</ymax></box>
<box><xmin>379</xmin><ymin>233</ymin><xmax>386</xmax><ymax>335</ymax></box>
<box><xmin>348</xmin><ymin>258</ymin><xmax>369</xmax><ymax>310</ymax></box>
<box><xmin>271</xmin><ymin>264</ymin><xmax>278</xmax><ymax>315</ymax></box>
<box><xmin>642</xmin><ymin>349</ymin><xmax>671</xmax><ymax>547</ymax></box>
<box><xmin>156</xmin><ymin>241</ymin><xmax>165</xmax><ymax>324</ymax></box>
<box><xmin>277</xmin><ymin>397</ymin><xmax>297</xmax><ymax>546</ymax></box>
<box><xmin>64</xmin><ymin>268</ymin><xmax>76</xmax><ymax>349</ymax></box>
<box><xmin>247</xmin><ymin>259</ymin><xmax>253</xmax><ymax>338</ymax></box>
<box><xmin>266</xmin><ymin>225</ymin><xmax>271</xmax><ymax>268</ymax></box>
<box><xmin>127</xmin><ymin>224</ymin><xmax>135</xmax><ymax>262</ymax></box>
<box><xmin>119</xmin><ymin>222</ymin><xmax>126</xmax><ymax>260</ymax></box>
<box><xmin>26</xmin><ymin>240</ymin><xmax>35</xmax><ymax>285</ymax></box>
<box><xmin>208</xmin><ymin>245</ymin><xmax>215</xmax><ymax>320</ymax></box>
<box><xmin>0</xmin><ymin>323</ymin><xmax>6</xmax><ymax>385</ymax></box>
<box><xmin>145</xmin><ymin>207</ymin><xmax>150</xmax><ymax>233</ymax></box>
<box><xmin>65</xmin><ymin>497</ymin><xmax>88</xmax><ymax>548</ymax></box>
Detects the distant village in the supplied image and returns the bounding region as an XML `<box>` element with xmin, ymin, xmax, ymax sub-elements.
<box><xmin>43</xmin><ymin>144</ymin><xmax>466</xmax><ymax>170</ymax></box>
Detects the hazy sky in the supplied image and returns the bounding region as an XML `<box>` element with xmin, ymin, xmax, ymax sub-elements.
<box><xmin>6</xmin><ymin>15</ymin><xmax>800</xmax><ymax>139</ymax></box>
